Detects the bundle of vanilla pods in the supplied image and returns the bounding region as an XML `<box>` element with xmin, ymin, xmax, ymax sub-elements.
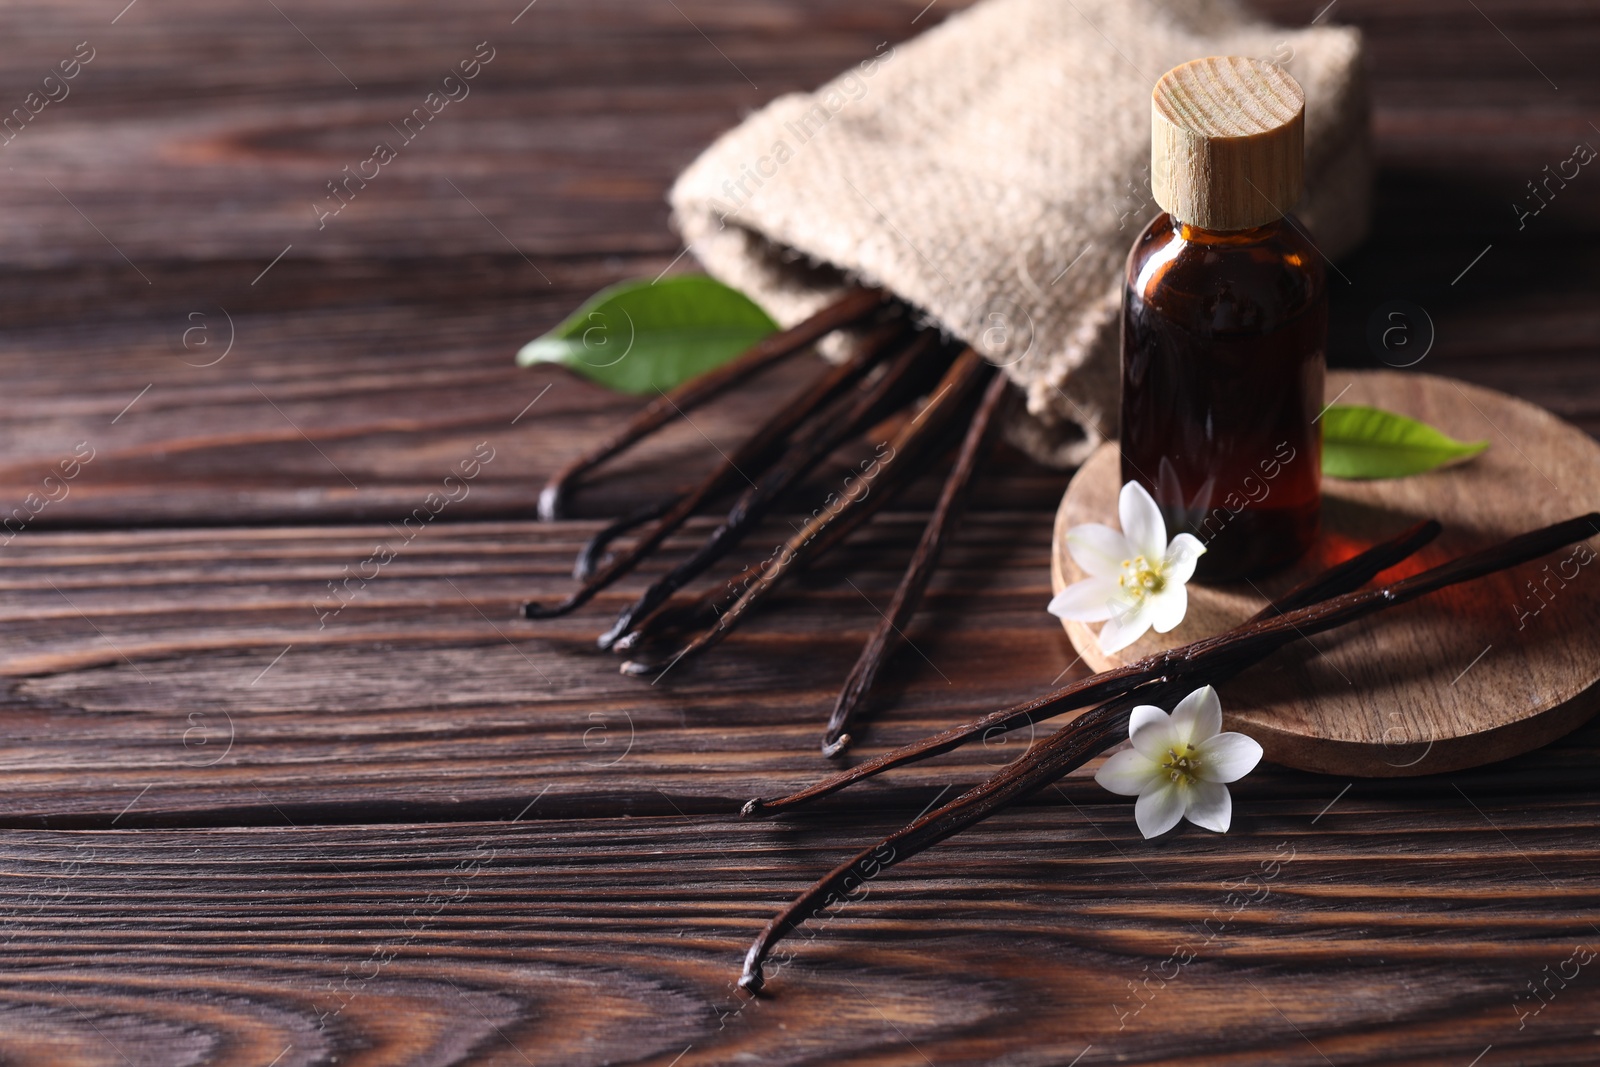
<box><xmin>528</xmin><ymin>290</ymin><xmax>1007</xmax><ymax>754</ymax></box>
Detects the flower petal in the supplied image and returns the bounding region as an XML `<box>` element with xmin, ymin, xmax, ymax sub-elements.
<box><xmin>1184</xmin><ymin>780</ymin><xmax>1232</xmax><ymax>832</ymax></box>
<box><xmin>1127</xmin><ymin>704</ymin><xmax>1170</xmax><ymax>741</ymax></box>
<box><xmin>1163</xmin><ymin>533</ymin><xmax>1207</xmax><ymax>586</ymax></box>
<box><xmin>1095</xmin><ymin>748</ymin><xmax>1162</xmax><ymax>796</ymax></box>
<box><xmin>1095</xmin><ymin>607</ymin><xmax>1151</xmax><ymax>655</ymax></box>
<box><xmin>1134</xmin><ymin>781</ymin><xmax>1187</xmax><ymax>839</ymax></box>
<box><xmin>1066</xmin><ymin>524</ymin><xmax>1131</xmax><ymax>581</ymax></box>
<box><xmin>1170</xmin><ymin>685</ymin><xmax>1222</xmax><ymax>747</ymax></box>
<box><xmin>1144</xmin><ymin>584</ymin><xmax>1189</xmax><ymax>634</ymax></box>
<box><xmin>1119</xmin><ymin>481</ymin><xmax>1168</xmax><ymax>562</ymax></box>
<box><xmin>1047</xmin><ymin>578</ymin><xmax>1123</xmax><ymax>623</ymax></box>
<box><xmin>1196</xmin><ymin>731</ymin><xmax>1263</xmax><ymax>783</ymax></box>
<box><xmin>1129</xmin><ymin>715</ymin><xmax>1176</xmax><ymax>762</ymax></box>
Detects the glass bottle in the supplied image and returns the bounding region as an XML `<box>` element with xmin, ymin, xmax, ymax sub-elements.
<box><xmin>1120</xmin><ymin>56</ymin><xmax>1326</xmax><ymax>582</ymax></box>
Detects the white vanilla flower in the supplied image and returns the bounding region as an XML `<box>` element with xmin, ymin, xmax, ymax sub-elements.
<box><xmin>1048</xmin><ymin>480</ymin><xmax>1206</xmax><ymax>655</ymax></box>
<box><xmin>1094</xmin><ymin>685</ymin><xmax>1263</xmax><ymax>839</ymax></box>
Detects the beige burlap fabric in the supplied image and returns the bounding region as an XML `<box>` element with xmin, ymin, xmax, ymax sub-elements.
<box><xmin>669</xmin><ymin>0</ymin><xmax>1369</xmax><ymax>467</ymax></box>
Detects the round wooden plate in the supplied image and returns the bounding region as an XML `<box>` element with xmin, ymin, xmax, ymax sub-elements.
<box><xmin>1052</xmin><ymin>370</ymin><xmax>1600</xmax><ymax>776</ymax></box>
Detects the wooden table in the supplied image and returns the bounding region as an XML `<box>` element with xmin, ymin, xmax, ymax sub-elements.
<box><xmin>1</xmin><ymin>1</ymin><xmax>1596</xmax><ymax>1063</ymax></box>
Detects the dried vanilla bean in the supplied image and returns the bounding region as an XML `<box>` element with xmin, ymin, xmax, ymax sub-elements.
<box><xmin>524</xmin><ymin>317</ymin><xmax>910</xmax><ymax>619</ymax></box>
<box><xmin>739</xmin><ymin>693</ymin><xmax>1121</xmax><ymax>994</ymax></box>
<box><xmin>538</xmin><ymin>287</ymin><xmax>886</xmax><ymax>521</ymax></box>
<box><xmin>746</xmin><ymin>518</ymin><xmax>1443</xmax><ymax>816</ymax></box>
<box><xmin>595</xmin><ymin>330</ymin><xmax>951</xmax><ymax>648</ymax></box>
<box><xmin>738</xmin><ymin>514</ymin><xmax>1598</xmax><ymax>991</ymax></box>
<box><xmin>619</xmin><ymin>350</ymin><xmax>992</xmax><ymax>674</ymax></box>
<box><xmin>614</xmin><ymin>447</ymin><xmax>934</xmax><ymax>655</ymax></box>
<box><xmin>611</xmin><ymin>425</ymin><xmax>952</xmax><ymax>655</ymax></box>
<box><xmin>609</xmin><ymin>560</ymin><xmax>766</xmax><ymax>653</ymax></box>
<box><xmin>572</xmin><ymin>498</ymin><xmax>673</xmax><ymax>580</ymax></box>
<box><xmin>823</xmin><ymin>369</ymin><xmax>1011</xmax><ymax>756</ymax></box>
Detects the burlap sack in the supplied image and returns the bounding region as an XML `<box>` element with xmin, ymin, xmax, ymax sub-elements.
<box><xmin>670</xmin><ymin>0</ymin><xmax>1370</xmax><ymax>467</ymax></box>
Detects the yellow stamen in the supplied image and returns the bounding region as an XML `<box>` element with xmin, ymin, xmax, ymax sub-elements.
<box><xmin>1162</xmin><ymin>743</ymin><xmax>1200</xmax><ymax>785</ymax></box>
<box><xmin>1118</xmin><ymin>554</ymin><xmax>1165</xmax><ymax>602</ymax></box>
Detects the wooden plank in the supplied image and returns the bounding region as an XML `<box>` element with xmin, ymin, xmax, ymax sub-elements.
<box><xmin>0</xmin><ymin>512</ymin><xmax>1081</xmax><ymax>823</ymax></box>
<box><xmin>0</xmin><ymin>513</ymin><xmax>1597</xmax><ymax>825</ymax></box>
<box><xmin>0</xmin><ymin>0</ymin><xmax>1592</xmax><ymax>528</ymax></box>
<box><xmin>0</xmin><ymin>344</ymin><xmax>1070</xmax><ymax>527</ymax></box>
<box><xmin>0</xmin><ymin>798</ymin><xmax>1596</xmax><ymax>1065</ymax></box>
<box><xmin>0</xmin><ymin>0</ymin><xmax>983</xmax><ymax>526</ymax></box>
<box><xmin>0</xmin><ymin>0</ymin><xmax>951</xmax><ymax>266</ymax></box>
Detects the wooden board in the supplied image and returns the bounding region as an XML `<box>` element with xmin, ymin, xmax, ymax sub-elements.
<box><xmin>0</xmin><ymin>512</ymin><xmax>1085</xmax><ymax>826</ymax></box>
<box><xmin>2</xmin><ymin>0</ymin><xmax>1600</xmax><ymax>1063</ymax></box>
<box><xmin>1053</xmin><ymin>370</ymin><xmax>1600</xmax><ymax>776</ymax></box>
<box><xmin>8</xmin><ymin>512</ymin><xmax>1600</xmax><ymax>831</ymax></box>
<box><xmin>2</xmin><ymin>798</ymin><xmax>1599</xmax><ymax>1067</ymax></box>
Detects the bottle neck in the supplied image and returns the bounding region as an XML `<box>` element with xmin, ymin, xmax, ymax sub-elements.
<box><xmin>1172</xmin><ymin>215</ymin><xmax>1285</xmax><ymax>245</ymax></box>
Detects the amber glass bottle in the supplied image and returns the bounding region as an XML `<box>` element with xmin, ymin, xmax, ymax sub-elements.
<box><xmin>1121</xmin><ymin>56</ymin><xmax>1326</xmax><ymax>582</ymax></box>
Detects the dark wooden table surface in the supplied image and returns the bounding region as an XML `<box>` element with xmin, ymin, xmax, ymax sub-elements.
<box><xmin>1</xmin><ymin>1</ymin><xmax>1597</xmax><ymax>1064</ymax></box>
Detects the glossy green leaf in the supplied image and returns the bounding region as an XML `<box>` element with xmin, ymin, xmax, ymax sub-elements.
<box><xmin>1320</xmin><ymin>404</ymin><xmax>1488</xmax><ymax>479</ymax></box>
<box><xmin>516</xmin><ymin>275</ymin><xmax>779</xmax><ymax>395</ymax></box>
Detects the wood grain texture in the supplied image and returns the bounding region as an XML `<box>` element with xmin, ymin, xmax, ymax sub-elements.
<box><xmin>0</xmin><ymin>0</ymin><xmax>1591</xmax><ymax>527</ymax></box>
<box><xmin>0</xmin><ymin>511</ymin><xmax>1074</xmax><ymax>824</ymax></box>
<box><xmin>1053</xmin><ymin>371</ymin><xmax>1600</xmax><ymax>776</ymax></box>
<box><xmin>5</xmin><ymin>511</ymin><xmax>1599</xmax><ymax>830</ymax></box>
<box><xmin>1</xmin><ymin>799</ymin><xmax>1598</xmax><ymax>1067</ymax></box>
<box><xmin>0</xmin><ymin>0</ymin><xmax>1597</xmax><ymax>1062</ymax></box>
<box><xmin>1151</xmin><ymin>56</ymin><xmax>1306</xmax><ymax>231</ymax></box>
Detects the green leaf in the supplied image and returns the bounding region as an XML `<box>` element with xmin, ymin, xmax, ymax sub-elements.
<box><xmin>1321</xmin><ymin>404</ymin><xmax>1488</xmax><ymax>479</ymax></box>
<box><xmin>517</xmin><ymin>275</ymin><xmax>779</xmax><ymax>395</ymax></box>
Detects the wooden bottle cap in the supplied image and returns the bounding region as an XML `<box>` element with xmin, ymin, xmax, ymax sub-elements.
<box><xmin>1150</xmin><ymin>56</ymin><xmax>1305</xmax><ymax>231</ymax></box>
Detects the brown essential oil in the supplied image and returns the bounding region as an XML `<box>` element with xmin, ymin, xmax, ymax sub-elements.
<box><xmin>1119</xmin><ymin>57</ymin><xmax>1327</xmax><ymax>581</ymax></box>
